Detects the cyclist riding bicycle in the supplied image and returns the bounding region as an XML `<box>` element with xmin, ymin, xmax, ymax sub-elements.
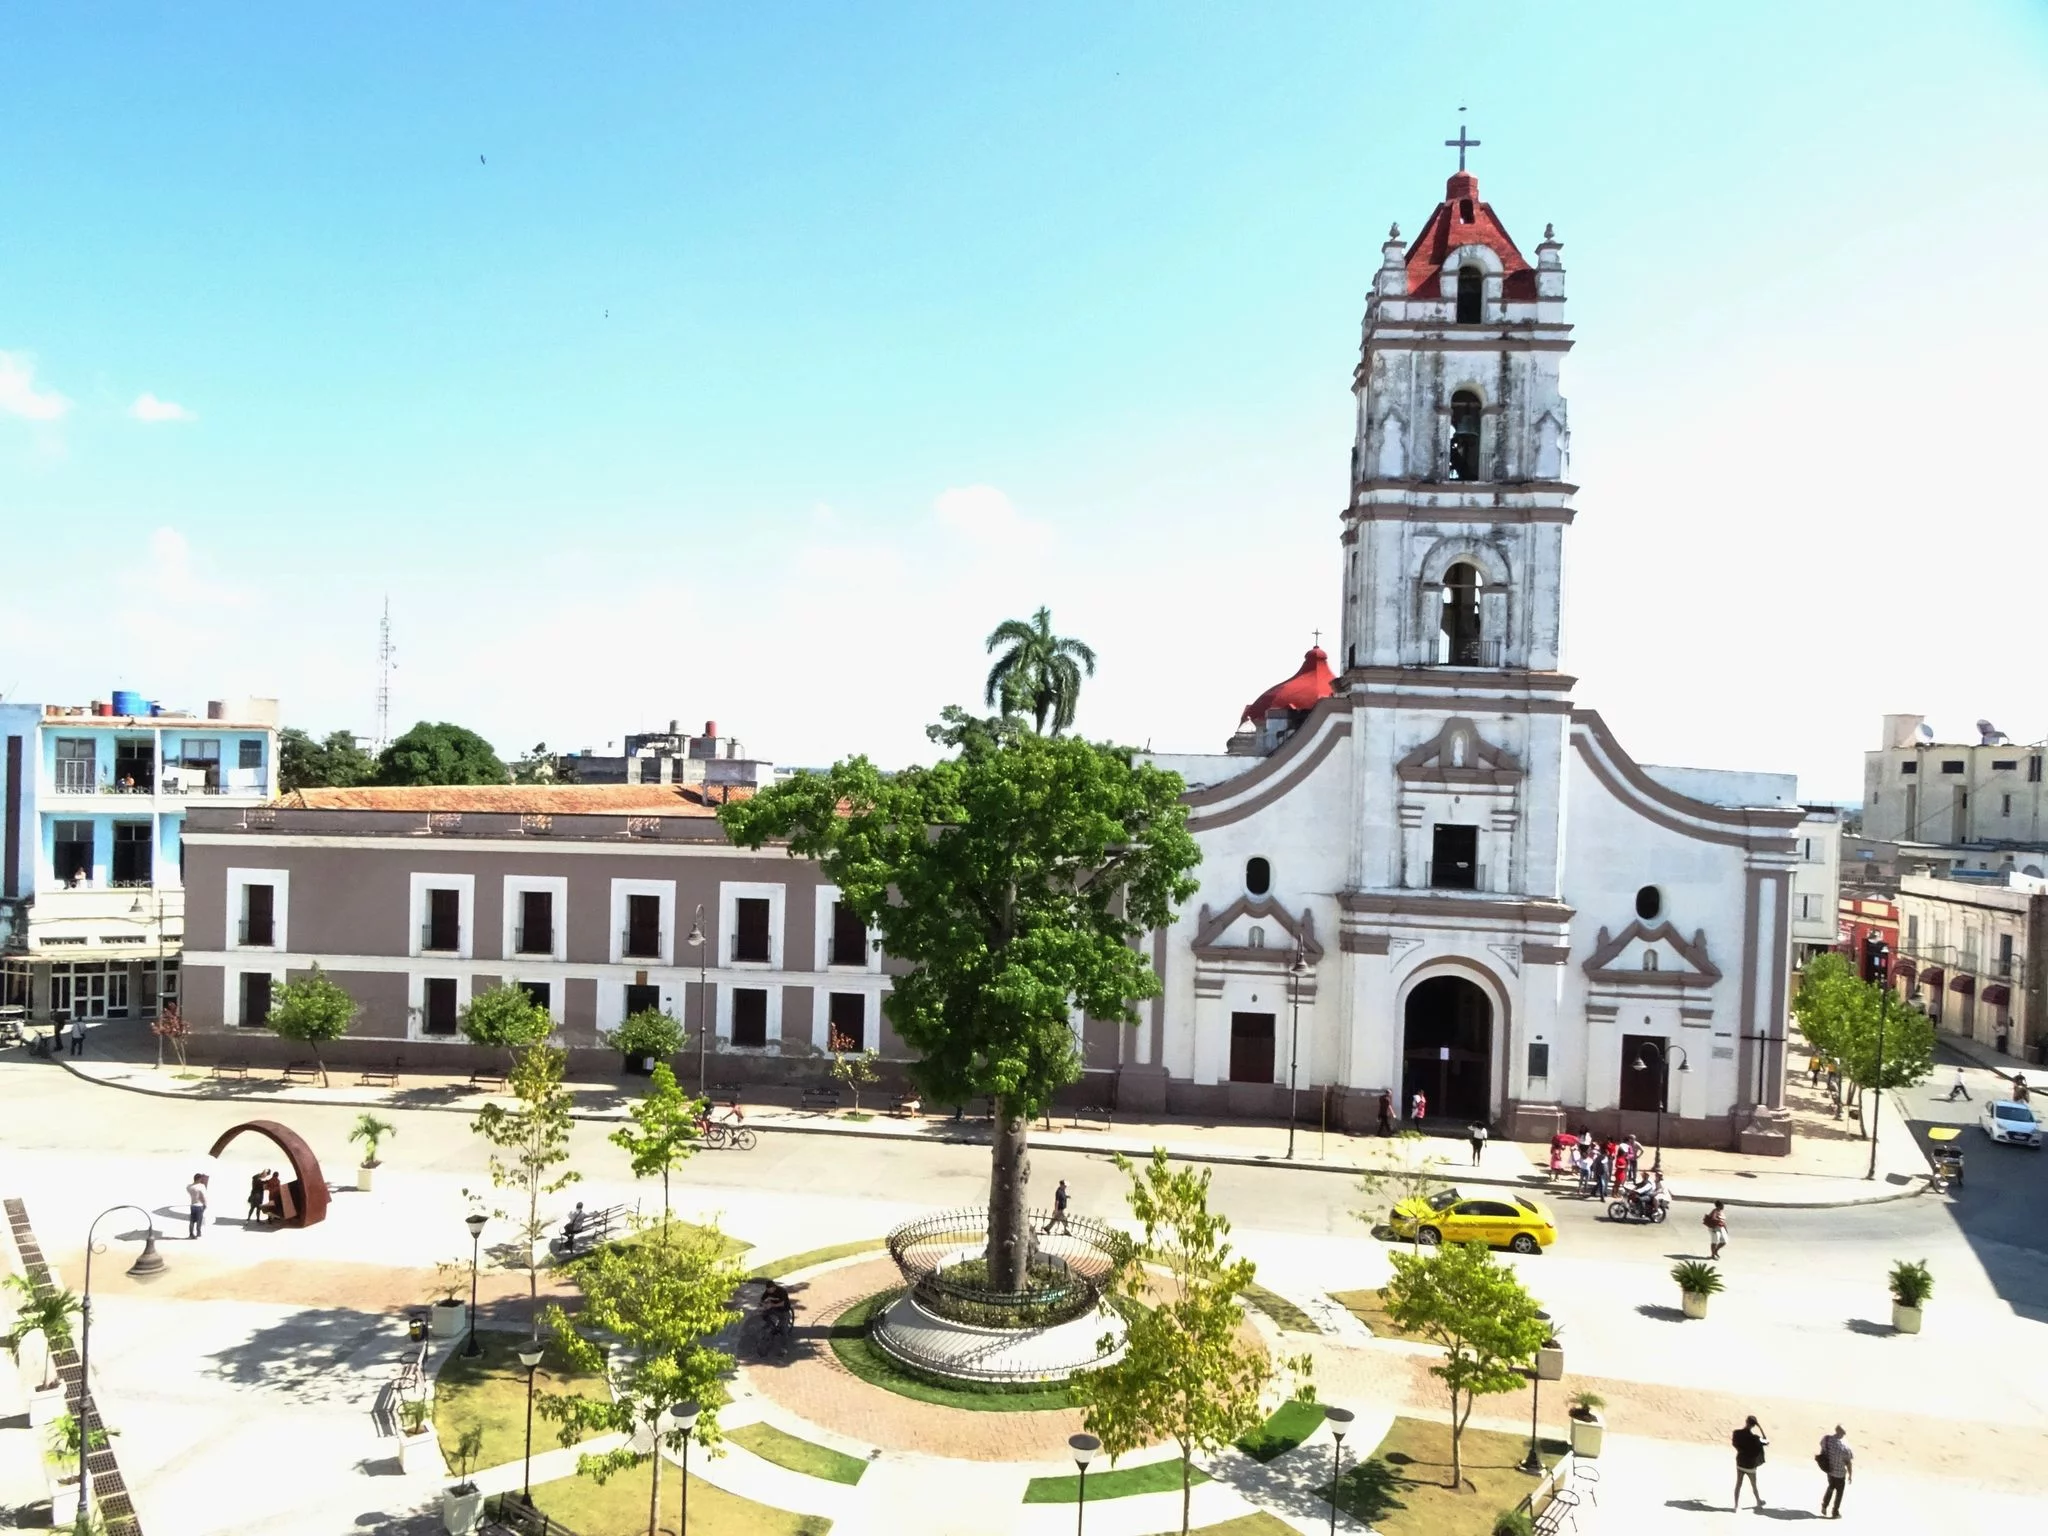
<box><xmin>761</xmin><ymin>1280</ymin><xmax>795</xmax><ymax>1338</ymax></box>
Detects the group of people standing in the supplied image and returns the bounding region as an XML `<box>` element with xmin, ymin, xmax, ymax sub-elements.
<box><xmin>1571</xmin><ymin>1129</ymin><xmax>1646</xmax><ymax>1198</ymax></box>
<box><xmin>1730</xmin><ymin>1415</ymin><xmax>1855</xmax><ymax>1518</ymax></box>
<box><xmin>244</xmin><ymin>1168</ymin><xmax>297</xmax><ymax>1225</ymax></box>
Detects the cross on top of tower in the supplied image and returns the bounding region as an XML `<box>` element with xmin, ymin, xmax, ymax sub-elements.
<box><xmin>1444</xmin><ymin>110</ymin><xmax>1480</xmax><ymax>173</ymax></box>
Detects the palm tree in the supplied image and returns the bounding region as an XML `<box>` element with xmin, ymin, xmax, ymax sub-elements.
<box><xmin>983</xmin><ymin>608</ymin><xmax>1098</xmax><ymax>735</ymax></box>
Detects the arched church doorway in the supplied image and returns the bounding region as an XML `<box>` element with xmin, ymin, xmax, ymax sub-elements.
<box><xmin>1402</xmin><ymin>975</ymin><xmax>1493</xmax><ymax>1124</ymax></box>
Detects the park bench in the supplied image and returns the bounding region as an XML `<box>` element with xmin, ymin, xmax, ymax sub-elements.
<box><xmin>549</xmin><ymin>1202</ymin><xmax>629</xmax><ymax>1260</ymax></box>
<box><xmin>469</xmin><ymin>1068</ymin><xmax>508</xmax><ymax>1092</ymax></box>
<box><xmin>358</xmin><ymin>1058</ymin><xmax>403</xmax><ymax>1087</ymax></box>
<box><xmin>283</xmin><ymin>1061</ymin><xmax>322</xmax><ymax>1084</ymax></box>
<box><xmin>211</xmin><ymin>1059</ymin><xmax>251</xmax><ymax>1080</ymax></box>
<box><xmin>1532</xmin><ymin>1486</ymin><xmax>1580</xmax><ymax>1534</ymax></box>
<box><xmin>393</xmin><ymin>1338</ymin><xmax>428</xmax><ymax>1398</ymax></box>
<box><xmin>800</xmin><ymin>1084</ymin><xmax>841</xmax><ymax>1111</ymax></box>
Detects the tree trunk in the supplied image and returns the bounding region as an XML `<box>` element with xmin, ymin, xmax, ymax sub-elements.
<box><xmin>647</xmin><ymin>1420</ymin><xmax>663</xmax><ymax>1536</ymax></box>
<box><xmin>1450</xmin><ymin>1390</ymin><xmax>1466</xmax><ymax>1490</ymax></box>
<box><xmin>1181</xmin><ymin>1450</ymin><xmax>1193</xmax><ymax>1534</ymax></box>
<box><xmin>986</xmin><ymin>1104</ymin><xmax>1033</xmax><ymax>1291</ymax></box>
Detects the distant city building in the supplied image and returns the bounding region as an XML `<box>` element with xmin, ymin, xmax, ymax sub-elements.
<box><xmin>1863</xmin><ymin>714</ymin><xmax>2048</xmax><ymax>856</ymax></box>
<box><xmin>1791</xmin><ymin>807</ymin><xmax>1843</xmax><ymax>967</ymax></box>
<box><xmin>564</xmin><ymin>720</ymin><xmax>773</xmax><ymax>796</ymax></box>
<box><xmin>1892</xmin><ymin>871</ymin><xmax>2047</xmax><ymax>1066</ymax></box>
<box><xmin>0</xmin><ymin>694</ymin><xmax>281</xmax><ymax>1023</ymax></box>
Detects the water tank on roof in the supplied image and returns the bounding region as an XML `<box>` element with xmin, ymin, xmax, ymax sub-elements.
<box><xmin>111</xmin><ymin>689</ymin><xmax>146</xmax><ymax>717</ymax></box>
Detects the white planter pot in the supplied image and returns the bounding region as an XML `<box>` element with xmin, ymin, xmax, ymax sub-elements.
<box><xmin>431</xmin><ymin>1300</ymin><xmax>467</xmax><ymax>1338</ymax></box>
<box><xmin>1681</xmin><ymin>1290</ymin><xmax>1710</xmax><ymax>1320</ymax></box>
<box><xmin>1891</xmin><ymin>1302</ymin><xmax>1923</xmax><ymax>1334</ymax></box>
<box><xmin>1535</xmin><ymin>1345</ymin><xmax>1564</xmax><ymax>1381</ymax></box>
<box><xmin>442</xmin><ymin>1484</ymin><xmax>486</xmax><ymax>1535</ymax></box>
<box><xmin>358</xmin><ymin>1164</ymin><xmax>376</xmax><ymax>1193</ymax></box>
<box><xmin>49</xmin><ymin>1475</ymin><xmax>80</xmax><ymax>1526</ymax></box>
<box><xmin>26</xmin><ymin>1382</ymin><xmax>67</xmax><ymax>1428</ymax></box>
<box><xmin>1568</xmin><ymin>1412</ymin><xmax>1604</xmax><ymax>1459</ymax></box>
<box><xmin>397</xmin><ymin>1430</ymin><xmax>437</xmax><ymax>1475</ymax></box>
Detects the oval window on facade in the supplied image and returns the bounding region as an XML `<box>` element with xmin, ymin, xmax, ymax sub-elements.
<box><xmin>1635</xmin><ymin>885</ymin><xmax>1661</xmax><ymax>921</ymax></box>
<box><xmin>1246</xmin><ymin>857</ymin><xmax>1272</xmax><ymax>896</ymax></box>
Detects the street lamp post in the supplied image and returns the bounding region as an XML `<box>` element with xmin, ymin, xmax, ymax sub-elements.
<box><xmin>1866</xmin><ymin>987</ymin><xmax>1888</xmax><ymax>1181</ymax></box>
<box><xmin>517</xmin><ymin>1340</ymin><xmax>544</xmax><ymax>1505</ymax></box>
<box><xmin>1324</xmin><ymin>1405</ymin><xmax>1354</xmax><ymax>1535</ymax></box>
<box><xmin>1069</xmin><ymin>1433</ymin><xmax>1100</xmax><ymax>1536</ymax></box>
<box><xmin>1286</xmin><ymin>947</ymin><xmax>1306</xmax><ymax>1160</ymax></box>
<box><xmin>78</xmin><ymin>1206</ymin><xmax>167</xmax><ymax>1517</ymax></box>
<box><xmin>673</xmin><ymin>1400</ymin><xmax>701</xmax><ymax>1535</ymax></box>
<box><xmin>686</xmin><ymin>906</ymin><xmax>707</xmax><ymax>1099</ymax></box>
<box><xmin>463</xmin><ymin>1211</ymin><xmax>487</xmax><ymax>1358</ymax></box>
<box><xmin>1629</xmin><ymin>1042</ymin><xmax>1690</xmax><ymax>1174</ymax></box>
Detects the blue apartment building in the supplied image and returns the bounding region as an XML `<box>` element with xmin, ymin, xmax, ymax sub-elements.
<box><xmin>0</xmin><ymin>694</ymin><xmax>280</xmax><ymax>1024</ymax></box>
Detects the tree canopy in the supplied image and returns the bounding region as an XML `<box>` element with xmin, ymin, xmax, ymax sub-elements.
<box><xmin>265</xmin><ymin>965</ymin><xmax>357</xmax><ymax>1084</ymax></box>
<box><xmin>473</xmin><ymin>1044</ymin><xmax>581</xmax><ymax>1333</ymax></box>
<box><xmin>279</xmin><ymin>727</ymin><xmax>374</xmax><ymax>792</ymax></box>
<box><xmin>719</xmin><ymin>709</ymin><xmax>1199</xmax><ymax>1288</ymax></box>
<box><xmin>983</xmin><ymin>607</ymin><xmax>1098</xmax><ymax>735</ymax></box>
<box><xmin>460</xmin><ymin>982</ymin><xmax>556</xmax><ymax>1063</ymax></box>
<box><xmin>1793</xmin><ymin>953</ymin><xmax>1935</xmax><ymax>1127</ymax></box>
<box><xmin>374</xmin><ymin>721</ymin><xmax>508</xmax><ymax>786</ymax></box>
<box><xmin>609</xmin><ymin>1062</ymin><xmax>701</xmax><ymax>1229</ymax></box>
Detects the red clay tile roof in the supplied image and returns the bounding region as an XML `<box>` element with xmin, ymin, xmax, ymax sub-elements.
<box><xmin>1404</xmin><ymin>170</ymin><xmax>1537</xmax><ymax>303</ymax></box>
<box><xmin>276</xmin><ymin>783</ymin><xmax>750</xmax><ymax>815</ymax></box>
<box><xmin>1242</xmin><ymin>647</ymin><xmax>1337</xmax><ymax>723</ymax></box>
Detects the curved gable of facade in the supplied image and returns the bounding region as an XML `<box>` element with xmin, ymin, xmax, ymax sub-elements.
<box><xmin>1569</xmin><ymin>709</ymin><xmax>1802</xmax><ymax>854</ymax></box>
<box><xmin>1183</xmin><ymin>695</ymin><xmax>1353</xmax><ymax>833</ymax></box>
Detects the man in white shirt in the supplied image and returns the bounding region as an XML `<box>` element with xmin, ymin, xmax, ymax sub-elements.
<box><xmin>186</xmin><ymin>1174</ymin><xmax>208</xmax><ymax>1239</ymax></box>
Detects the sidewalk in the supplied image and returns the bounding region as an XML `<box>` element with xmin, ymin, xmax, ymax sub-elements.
<box><xmin>42</xmin><ymin>1031</ymin><xmax>1929</xmax><ymax>1210</ymax></box>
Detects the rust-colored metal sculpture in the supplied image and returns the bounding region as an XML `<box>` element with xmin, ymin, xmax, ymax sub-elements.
<box><xmin>207</xmin><ymin>1119</ymin><xmax>330</xmax><ymax>1228</ymax></box>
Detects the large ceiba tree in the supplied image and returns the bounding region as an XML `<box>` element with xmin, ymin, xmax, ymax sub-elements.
<box><xmin>721</xmin><ymin>708</ymin><xmax>1199</xmax><ymax>1289</ymax></box>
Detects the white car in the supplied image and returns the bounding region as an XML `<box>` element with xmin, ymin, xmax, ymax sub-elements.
<box><xmin>1981</xmin><ymin>1099</ymin><xmax>2043</xmax><ymax>1148</ymax></box>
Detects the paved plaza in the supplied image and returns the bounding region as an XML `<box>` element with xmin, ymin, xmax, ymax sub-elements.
<box><xmin>3</xmin><ymin>1037</ymin><xmax>2045</xmax><ymax>1534</ymax></box>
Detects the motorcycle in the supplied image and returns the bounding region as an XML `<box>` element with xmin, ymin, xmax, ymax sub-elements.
<box><xmin>1606</xmin><ymin>1187</ymin><xmax>1669</xmax><ymax>1224</ymax></box>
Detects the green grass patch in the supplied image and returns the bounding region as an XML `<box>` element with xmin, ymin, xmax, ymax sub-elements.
<box><xmin>841</xmin><ymin>1110</ymin><xmax>875</xmax><ymax>1122</ymax></box>
<box><xmin>1324</xmin><ymin>1415</ymin><xmax>1563</xmax><ymax>1536</ymax></box>
<box><xmin>606</xmin><ymin>1220</ymin><xmax>751</xmax><ymax>1259</ymax></box>
<box><xmin>1144</xmin><ymin>1516</ymin><xmax>1298</xmax><ymax>1536</ymax></box>
<box><xmin>747</xmin><ymin>1239</ymin><xmax>888</xmax><ymax>1279</ymax></box>
<box><xmin>727</xmin><ymin>1422</ymin><xmax>869</xmax><ymax>1485</ymax></box>
<box><xmin>1024</xmin><ymin>1457</ymin><xmax>1208</xmax><ymax>1503</ymax></box>
<box><xmin>525</xmin><ymin>1463</ymin><xmax>831</xmax><ymax>1536</ymax></box>
<box><xmin>1330</xmin><ymin>1288</ymin><xmax>1435</xmax><ymax>1344</ymax></box>
<box><xmin>1239</xmin><ymin>1283</ymin><xmax>1318</xmax><ymax>1334</ymax></box>
<box><xmin>1236</xmin><ymin>1398</ymin><xmax>1326</xmax><ymax>1462</ymax></box>
<box><xmin>827</xmin><ymin>1290</ymin><xmax>1079</xmax><ymax>1412</ymax></box>
<box><xmin>432</xmin><ymin>1332</ymin><xmax>609</xmax><ymax>1475</ymax></box>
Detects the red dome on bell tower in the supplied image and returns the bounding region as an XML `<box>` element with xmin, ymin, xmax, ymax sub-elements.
<box><xmin>1241</xmin><ymin>647</ymin><xmax>1336</xmax><ymax>724</ymax></box>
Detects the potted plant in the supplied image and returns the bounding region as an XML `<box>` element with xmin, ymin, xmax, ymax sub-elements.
<box><xmin>396</xmin><ymin>1396</ymin><xmax>437</xmax><ymax>1474</ymax></box>
<box><xmin>351</xmin><ymin>1113</ymin><xmax>396</xmax><ymax>1193</ymax></box>
<box><xmin>46</xmin><ymin>1412</ymin><xmax>113</xmax><ymax>1526</ymax></box>
<box><xmin>1535</xmin><ymin>1320</ymin><xmax>1565</xmax><ymax>1382</ymax></box>
<box><xmin>441</xmin><ymin>1423</ymin><xmax>486</xmax><ymax>1534</ymax></box>
<box><xmin>1673</xmin><ymin>1259</ymin><xmax>1724</xmax><ymax>1320</ymax></box>
<box><xmin>1888</xmin><ymin>1259</ymin><xmax>1933</xmax><ymax>1334</ymax></box>
<box><xmin>1566</xmin><ymin>1391</ymin><xmax>1605</xmax><ymax>1458</ymax></box>
<box><xmin>1493</xmin><ymin>1511</ymin><xmax>1536</xmax><ymax>1536</ymax></box>
<box><xmin>3</xmin><ymin>1274</ymin><xmax>79</xmax><ymax>1426</ymax></box>
<box><xmin>431</xmin><ymin>1261</ymin><xmax>469</xmax><ymax>1339</ymax></box>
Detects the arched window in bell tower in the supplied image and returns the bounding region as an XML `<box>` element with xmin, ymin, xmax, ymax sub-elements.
<box><xmin>1455</xmin><ymin>266</ymin><xmax>1483</xmax><ymax>324</ymax></box>
<box><xmin>1439</xmin><ymin>562</ymin><xmax>1483</xmax><ymax>665</ymax></box>
<box><xmin>1449</xmin><ymin>390</ymin><xmax>1482</xmax><ymax>481</ymax></box>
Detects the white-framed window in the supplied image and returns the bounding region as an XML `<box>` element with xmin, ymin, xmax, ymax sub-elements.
<box><xmin>502</xmin><ymin>875</ymin><xmax>568</xmax><ymax>962</ymax></box>
<box><xmin>720</xmin><ymin>881</ymin><xmax>785</xmax><ymax>970</ymax></box>
<box><xmin>234</xmin><ymin>968</ymin><xmax>279</xmax><ymax>1028</ymax></box>
<box><xmin>814</xmin><ymin>885</ymin><xmax>879</xmax><ymax>972</ymax></box>
<box><xmin>608</xmin><ymin>879</ymin><xmax>676</xmax><ymax>966</ymax></box>
<box><xmin>408</xmin><ymin>971</ymin><xmax>472</xmax><ymax>1040</ymax></box>
<box><xmin>226</xmin><ymin>867</ymin><xmax>289</xmax><ymax>951</ymax></box>
<box><xmin>501</xmin><ymin>973</ymin><xmax>566</xmax><ymax>1026</ymax></box>
<box><xmin>409</xmin><ymin>872</ymin><xmax>476</xmax><ymax>959</ymax></box>
<box><xmin>596</xmin><ymin>975</ymin><xmax>682</xmax><ymax>1037</ymax></box>
<box><xmin>719</xmin><ymin>982</ymin><xmax>782</xmax><ymax>1048</ymax></box>
<box><xmin>809</xmin><ymin>982</ymin><xmax>886</xmax><ymax>1053</ymax></box>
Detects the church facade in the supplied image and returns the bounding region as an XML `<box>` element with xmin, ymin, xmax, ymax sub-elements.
<box><xmin>1122</xmin><ymin>166</ymin><xmax>1805</xmax><ymax>1153</ymax></box>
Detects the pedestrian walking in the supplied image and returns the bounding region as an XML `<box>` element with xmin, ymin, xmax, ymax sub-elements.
<box><xmin>1807</xmin><ymin>1054</ymin><xmax>1822</xmax><ymax>1087</ymax></box>
<box><xmin>1410</xmin><ymin>1090</ymin><xmax>1427</xmax><ymax>1125</ymax></box>
<box><xmin>245</xmin><ymin>1172</ymin><xmax>267</xmax><ymax>1224</ymax></box>
<box><xmin>186</xmin><ymin>1172</ymin><xmax>209</xmax><ymax>1239</ymax></box>
<box><xmin>1375</xmin><ymin>1091</ymin><xmax>1394</xmax><ymax>1137</ymax></box>
<box><xmin>1731</xmin><ymin>1415</ymin><xmax>1768</xmax><ymax>1511</ymax></box>
<box><xmin>1816</xmin><ymin>1425</ymin><xmax>1853</xmax><ymax>1517</ymax></box>
<box><xmin>1704</xmin><ymin>1199</ymin><xmax>1729</xmax><ymax>1259</ymax></box>
<box><xmin>1467</xmin><ymin>1122</ymin><xmax>1488</xmax><ymax>1165</ymax></box>
<box><xmin>1041</xmin><ymin>1179</ymin><xmax>1071</xmax><ymax>1235</ymax></box>
<box><xmin>1945</xmin><ymin>1066</ymin><xmax>1971</xmax><ymax>1101</ymax></box>
<box><xmin>1595</xmin><ymin>1148</ymin><xmax>1614</xmax><ymax>1200</ymax></box>
<box><xmin>68</xmin><ymin>1015</ymin><xmax>86</xmax><ymax>1058</ymax></box>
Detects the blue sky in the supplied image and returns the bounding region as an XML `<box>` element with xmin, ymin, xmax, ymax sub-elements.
<box><xmin>4</xmin><ymin>2</ymin><xmax>2046</xmax><ymax>799</ymax></box>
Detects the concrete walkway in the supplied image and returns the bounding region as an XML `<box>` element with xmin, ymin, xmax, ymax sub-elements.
<box><xmin>47</xmin><ymin>1032</ymin><xmax>1931</xmax><ymax>1210</ymax></box>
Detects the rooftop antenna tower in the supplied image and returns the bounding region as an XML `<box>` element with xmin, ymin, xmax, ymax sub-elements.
<box><xmin>374</xmin><ymin>597</ymin><xmax>395</xmax><ymax>752</ymax></box>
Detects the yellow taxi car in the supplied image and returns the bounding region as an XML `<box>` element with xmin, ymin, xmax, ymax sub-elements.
<box><xmin>1387</xmin><ymin>1187</ymin><xmax>1558</xmax><ymax>1254</ymax></box>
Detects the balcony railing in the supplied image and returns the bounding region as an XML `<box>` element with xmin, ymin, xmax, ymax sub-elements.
<box><xmin>420</xmin><ymin>924</ymin><xmax>462</xmax><ymax>953</ymax></box>
<box><xmin>620</xmin><ymin>928</ymin><xmax>663</xmax><ymax>960</ymax></box>
<box><xmin>1423</xmin><ymin>862</ymin><xmax>1489</xmax><ymax>892</ymax></box>
<box><xmin>731</xmin><ymin>934</ymin><xmax>772</xmax><ymax>964</ymax></box>
<box><xmin>514</xmin><ymin>927</ymin><xmax>555</xmax><ymax>956</ymax></box>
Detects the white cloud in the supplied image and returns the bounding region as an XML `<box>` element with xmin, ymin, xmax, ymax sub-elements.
<box><xmin>129</xmin><ymin>392</ymin><xmax>197</xmax><ymax>423</ymax></box>
<box><xmin>0</xmin><ymin>351</ymin><xmax>72</xmax><ymax>421</ymax></box>
<box><xmin>932</xmin><ymin>484</ymin><xmax>1051</xmax><ymax>554</ymax></box>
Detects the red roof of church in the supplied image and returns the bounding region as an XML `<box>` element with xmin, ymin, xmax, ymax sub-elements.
<box><xmin>1404</xmin><ymin>170</ymin><xmax>1537</xmax><ymax>303</ymax></box>
<box><xmin>1242</xmin><ymin>647</ymin><xmax>1337</xmax><ymax>723</ymax></box>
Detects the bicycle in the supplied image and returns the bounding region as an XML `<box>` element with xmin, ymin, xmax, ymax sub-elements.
<box><xmin>697</xmin><ymin>1103</ymin><xmax>757</xmax><ymax>1151</ymax></box>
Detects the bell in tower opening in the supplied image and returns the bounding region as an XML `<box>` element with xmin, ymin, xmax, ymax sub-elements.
<box><xmin>1440</xmin><ymin>563</ymin><xmax>1483</xmax><ymax>665</ymax></box>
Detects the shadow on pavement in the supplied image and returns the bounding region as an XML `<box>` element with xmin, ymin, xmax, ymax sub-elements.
<box><xmin>1842</xmin><ymin>1317</ymin><xmax>1897</xmax><ymax>1337</ymax></box>
<box><xmin>1635</xmin><ymin>1304</ymin><xmax>1688</xmax><ymax>1323</ymax></box>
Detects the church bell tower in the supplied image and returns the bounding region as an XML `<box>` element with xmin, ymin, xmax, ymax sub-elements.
<box><xmin>1340</xmin><ymin>157</ymin><xmax>1573</xmax><ymax>679</ymax></box>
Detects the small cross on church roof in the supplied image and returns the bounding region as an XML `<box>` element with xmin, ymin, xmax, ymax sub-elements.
<box><xmin>1445</xmin><ymin>111</ymin><xmax>1481</xmax><ymax>173</ymax></box>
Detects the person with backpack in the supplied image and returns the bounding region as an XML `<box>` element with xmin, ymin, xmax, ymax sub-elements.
<box><xmin>1731</xmin><ymin>1414</ymin><xmax>1769</xmax><ymax>1511</ymax></box>
<box><xmin>1704</xmin><ymin>1200</ymin><xmax>1729</xmax><ymax>1259</ymax></box>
